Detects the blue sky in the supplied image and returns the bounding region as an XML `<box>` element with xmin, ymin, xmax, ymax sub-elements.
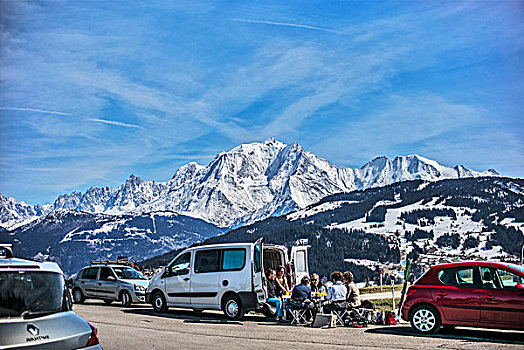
<box><xmin>1</xmin><ymin>1</ymin><xmax>523</xmax><ymax>204</ymax></box>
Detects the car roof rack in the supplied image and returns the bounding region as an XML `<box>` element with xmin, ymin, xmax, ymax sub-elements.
<box><xmin>90</xmin><ymin>254</ymin><xmax>132</xmax><ymax>266</ymax></box>
<box><xmin>0</xmin><ymin>244</ymin><xmax>14</xmax><ymax>259</ymax></box>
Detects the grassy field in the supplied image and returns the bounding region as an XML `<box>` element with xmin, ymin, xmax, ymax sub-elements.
<box><xmin>366</xmin><ymin>297</ymin><xmax>402</xmax><ymax>312</ymax></box>
<box><xmin>360</xmin><ymin>284</ymin><xmax>406</xmax><ymax>294</ymax></box>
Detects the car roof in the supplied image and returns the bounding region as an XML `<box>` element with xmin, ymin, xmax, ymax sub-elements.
<box><xmin>185</xmin><ymin>242</ymin><xmax>254</xmax><ymax>251</ymax></box>
<box><xmin>82</xmin><ymin>264</ymin><xmax>134</xmax><ymax>269</ymax></box>
<box><xmin>0</xmin><ymin>257</ymin><xmax>63</xmax><ymax>274</ymax></box>
<box><xmin>431</xmin><ymin>261</ymin><xmax>522</xmax><ymax>271</ymax></box>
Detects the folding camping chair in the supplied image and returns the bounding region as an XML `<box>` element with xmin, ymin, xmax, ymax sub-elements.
<box><xmin>329</xmin><ymin>302</ymin><xmax>349</xmax><ymax>326</ymax></box>
<box><xmin>288</xmin><ymin>299</ymin><xmax>312</xmax><ymax>326</ymax></box>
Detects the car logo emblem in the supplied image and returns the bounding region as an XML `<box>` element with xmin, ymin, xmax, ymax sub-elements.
<box><xmin>27</xmin><ymin>324</ymin><xmax>39</xmax><ymax>336</ymax></box>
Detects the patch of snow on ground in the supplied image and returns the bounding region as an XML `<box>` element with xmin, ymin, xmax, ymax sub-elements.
<box><xmin>287</xmin><ymin>201</ymin><xmax>358</xmax><ymax>221</ymax></box>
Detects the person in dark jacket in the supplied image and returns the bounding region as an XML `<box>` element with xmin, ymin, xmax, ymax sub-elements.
<box><xmin>291</xmin><ymin>276</ymin><xmax>312</xmax><ymax>301</ymax></box>
<box><xmin>266</xmin><ymin>269</ymin><xmax>284</xmax><ymax>321</ymax></box>
<box><xmin>290</xmin><ymin>276</ymin><xmax>313</xmax><ymax>321</ymax></box>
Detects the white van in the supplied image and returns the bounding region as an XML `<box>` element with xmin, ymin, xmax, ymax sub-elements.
<box><xmin>145</xmin><ymin>239</ymin><xmax>309</xmax><ymax>320</ymax></box>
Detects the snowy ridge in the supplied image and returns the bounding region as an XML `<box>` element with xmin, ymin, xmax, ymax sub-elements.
<box><xmin>1</xmin><ymin>138</ymin><xmax>500</xmax><ymax>229</ymax></box>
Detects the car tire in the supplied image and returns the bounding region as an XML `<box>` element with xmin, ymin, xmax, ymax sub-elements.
<box><xmin>410</xmin><ymin>305</ymin><xmax>441</xmax><ymax>334</ymax></box>
<box><xmin>152</xmin><ymin>291</ymin><xmax>168</xmax><ymax>313</ymax></box>
<box><xmin>72</xmin><ymin>288</ymin><xmax>85</xmax><ymax>304</ymax></box>
<box><xmin>103</xmin><ymin>300</ymin><xmax>113</xmax><ymax>305</ymax></box>
<box><xmin>120</xmin><ymin>290</ymin><xmax>132</xmax><ymax>307</ymax></box>
<box><xmin>223</xmin><ymin>295</ymin><xmax>244</xmax><ymax>320</ymax></box>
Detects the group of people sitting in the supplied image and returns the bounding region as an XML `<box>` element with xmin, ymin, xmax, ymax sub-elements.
<box><xmin>266</xmin><ymin>267</ymin><xmax>361</xmax><ymax>323</ymax></box>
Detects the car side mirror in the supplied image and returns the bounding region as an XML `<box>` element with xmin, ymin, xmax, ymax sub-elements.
<box><xmin>173</xmin><ymin>268</ymin><xmax>189</xmax><ymax>276</ymax></box>
<box><xmin>516</xmin><ymin>283</ymin><xmax>524</xmax><ymax>290</ymax></box>
<box><xmin>107</xmin><ymin>276</ymin><xmax>116</xmax><ymax>282</ymax></box>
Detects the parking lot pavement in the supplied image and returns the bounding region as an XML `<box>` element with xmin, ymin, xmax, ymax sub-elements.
<box><xmin>74</xmin><ymin>301</ymin><xmax>524</xmax><ymax>350</ymax></box>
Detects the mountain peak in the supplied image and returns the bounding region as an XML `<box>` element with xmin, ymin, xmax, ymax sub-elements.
<box><xmin>1</xmin><ymin>139</ymin><xmax>502</xmax><ymax>229</ymax></box>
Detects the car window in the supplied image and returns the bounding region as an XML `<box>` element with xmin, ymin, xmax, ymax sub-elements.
<box><xmin>195</xmin><ymin>249</ymin><xmax>221</xmax><ymax>273</ymax></box>
<box><xmin>98</xmin><ymin>267</ymin><xmax>115</xmax><ymax>281</ymax></box>
<box><xmin>438</xmin><ymin>267</ymin><xmax>474</xmax><ymax>287</ymax></box>
<box><xmin>112</xmin><ymin>266</ymin><xmax>146</xmax><ymax>280</ymax></box>
<box><xmin>222</xmin><ymin>249</ymin><xmax>245</xmax><ymax>271</ymax></box>
<box><xmin>254</xmin><ymin>244</ymin><xmax>262</xmax><ymax>273</ymax></box>
<box><xmin>495</xmin><ymin>268</ymin><xmax>522</xmax><ymax>290</ymax></box>
<box><xmin>82</xmin><ymin>267</ymin><xmax>98</xmax><ymax>280</ymax></box>
<box><xmin>168</xmin><ymin>252</ymin><xmax>191</xmax><ymax>275</ymax></box>
<box><xmin>480</xmin><ymin>267</ymin><xmax>500</xmax><ymax>289</ymax></box>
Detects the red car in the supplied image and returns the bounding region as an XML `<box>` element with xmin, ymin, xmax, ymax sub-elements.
<box><xmin>401</xmin><ymin>261</ymin><xmax>524</xmax><ymax>333</ymax></box>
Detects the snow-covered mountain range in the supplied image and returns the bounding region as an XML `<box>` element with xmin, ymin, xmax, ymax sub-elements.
<box><xmin>1</xmin><ymin>138</ymin><xmax>498</xmax><ymax>229</ymax></box>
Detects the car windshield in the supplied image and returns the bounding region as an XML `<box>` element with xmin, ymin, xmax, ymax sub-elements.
<box><xmin>112</xmin><ymin>267</ymin><xmax>146</xmax><ymax>280</ymax></box>
<box><xmin>503</xmin><ymin>263</ymin><xmax>524</xmax><ymax>275</ymax></box>
<box><xmin>0</xmin><ymin>271</ymin><xmax>69</xmax><ymax>318</ymax></box>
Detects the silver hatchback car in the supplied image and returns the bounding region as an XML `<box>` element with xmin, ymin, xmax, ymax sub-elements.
<box><xmin>0</xmin><ymin>244</ymin><xmax>102</xmax><ymax>349</ymax></box>
<box><xmin>72</xmin><ymin>263</ymin><xmax>149</xmax><ymax>307</ymax></box>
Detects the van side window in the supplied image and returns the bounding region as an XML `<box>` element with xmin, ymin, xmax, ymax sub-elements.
<box><xmin>195</xmin><ymin>250</ymin><xmax>221</xmax><ymax>273</ymax></box>
<box><xmin>222</xmin><ymin>249</ymin><xmax>245</xmax><ymax>271</ymax></box>
<box><xmin>168</xmin><ymin>252</ymin><xmax>191</xmax><ymax>276</ymax></box>
<box><xmin>82</xmin><ymin>267</ymin><xmax>98</xmax><ymax>280</ymax></box>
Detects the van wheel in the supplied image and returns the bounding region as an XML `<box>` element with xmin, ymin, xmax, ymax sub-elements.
<box><xmin>120</xmin><ymin>290</ymin><xmax>132</xmax><ymax>307</ymax></box>
<box><xmin>103</xmin><ymin>300</ymin><xmax>113</xmax><ymax>305</ymax></box>
<box><xmin>152</xmin><ymin>291</ymin><xmax>168</xmax><ymax>313</ymax></box>
<box><xmin>72</xmin><ymin>288</ymin><xmax>85</xmax><ymax>304</ymax></box>
<box><xmin>410</xmin><ymin>305</ymin><xmax>441</xmax><ymax>334</ymax></box>
<box><xmin>223</xmin><ymin>295</ymin><xmax>244</xmax><ymax>320</ymax></box>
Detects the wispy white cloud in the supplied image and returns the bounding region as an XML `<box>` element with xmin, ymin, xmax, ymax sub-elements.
<box><xmin>89</xmin><ymin>118</ymin><xmax>142</xmax><ymax>129</ymax></box>
<box><xmin>0</xmin><ymin>107</ymin><xmax>70</xmax><ymax>116</ymax></box>
<box><xmin>231</xmin><ymin>18</ymin><xmax>344</xmax><ymax>35</ymax></box>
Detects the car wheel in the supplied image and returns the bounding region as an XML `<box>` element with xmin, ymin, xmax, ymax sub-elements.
<box><xmin>103</xmin><ymin>300</ymin><xmax>113</xmax><ymax>305</ymax></box>
<box><xmin>152</xmin><ymin>291</ymin><xmax>168</xmax><ymax>313</ymax></box>
<box><xmin>410</xmin><ymin>305</ymin><xmax>441</xmax><ymax>334</ymax></box>
<box><xmin>120</xmin><ymin>290</ymin><xmax>132</xmax><ymax>307</ymax></box>
<box><xmin>72</xmin><ymin>288</ymin><xmax>85</xmax><ymax>304</ymax></box>
<box><xmin>223</xmin><ymin>295</ymin><xmax>244</xmax><ymax>320</ymax></box>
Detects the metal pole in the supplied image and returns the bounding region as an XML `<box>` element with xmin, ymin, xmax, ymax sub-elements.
<box><xmin>391</xmin><ymin>279</ymin><xmax>395</xmax><ymax>311</ymax></box>
<box><xmin>521</xmin><ymin>243</ymin><xmax>524</xmax><ymax>265</ymax></box>
<box><xmin>380</xmin><ymin>268</ymin><xmax>383</xmax><ymax>292</ymax></box>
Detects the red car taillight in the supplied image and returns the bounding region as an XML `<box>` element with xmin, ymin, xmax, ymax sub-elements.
<box><xmin>407</xmin><ymin>287</ymin><xmax>417</xmax><ymax>297</ymax></box>
<box><xmin>86</xmin><ymin>321</ymin><xmax>100</xmax><ymax>347</ymax></box>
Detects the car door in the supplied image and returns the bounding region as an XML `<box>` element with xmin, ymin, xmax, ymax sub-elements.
<box><xmin>432</xmin><ymin>266</ymin><xmax>480</xmax><ymax>324</ymax></box>
<box><xmin>190</xmin><ymin>248</ymin><xmax>221</xmax><ymax>308</ymax></box>
<box><xmin>164</xmin><ymin>252</ymin><xmax>192</xmax><ymax>306</ymax></box>
<box><xmin>253</xmin><ymin>239</ymin><xmax>266</xmax><ymax>302</ymax></box>
<box><xmin>479</xmin><ymin>266</ymin><xmax>524</xmax><ymax>326</ymax></box>
<box><xmin>79</xmin><ymin>267</ymin><xmax>99</xmax><ymax>297</ymax></box>
<box><xmin>290</xmin><ymin>245</ymin><xmax>309</xmax><ymax>287</ymax></box>
<box><xmin>97</xmin><ymin>266</ymin><xmax>118</xmax><ymax>300</ymax></box>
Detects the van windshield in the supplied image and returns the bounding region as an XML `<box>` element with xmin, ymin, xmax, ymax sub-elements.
<box><xmin>0</xmin><ymin>271</ymin><xmax>69</xmax><ymax>318</ymax></box>
<box><xmin>112</xmin><ymin>267</ymin><xmax>146</xmax><ymax>280</ymax></box>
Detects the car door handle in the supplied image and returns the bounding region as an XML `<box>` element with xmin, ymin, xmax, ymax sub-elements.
<box><xmin>483</xmin><ymin>295</ymin><xmax>495</xmax><ymax>300</ymax></box>
<box><xmin>436</xmin><ymin>292</ymin><xmax>446</xmax><ymax>297</ymax></box>
<box><xmin>183</xmin><ymin>277</ymin><xmax>190</xmax><ymax>281</ymax></box>
<box><xmin>97</xmin><ymin>283</ymin><xmax>102</xmax><ymax>286</ymax></box>
<box><xmin>81</xmin><ymin>281</ymin><xmax>85</xmax><ymax>285</ymax></box>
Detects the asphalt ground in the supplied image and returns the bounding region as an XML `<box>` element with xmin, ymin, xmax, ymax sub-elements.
<box><xmin>74</xmin><ymin>301</ymin><xmax>524</xmax><ymax>350</ymax></box>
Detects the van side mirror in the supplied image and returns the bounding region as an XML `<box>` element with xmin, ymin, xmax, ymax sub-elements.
<box><xmin>107</xmin><ymin>276</ymin><xmax>116</xmax><ymax>282</ymax></box>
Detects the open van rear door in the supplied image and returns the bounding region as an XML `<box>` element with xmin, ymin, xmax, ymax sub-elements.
<box><xmin>252</xmin><ymin>238</ymin><xmax>266</xmax><ymax>304</ymax></box>
<box><xmin>290</xmin><ymin>242</ymin><xmax>309</xmax><ymax>286</ymax></box>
